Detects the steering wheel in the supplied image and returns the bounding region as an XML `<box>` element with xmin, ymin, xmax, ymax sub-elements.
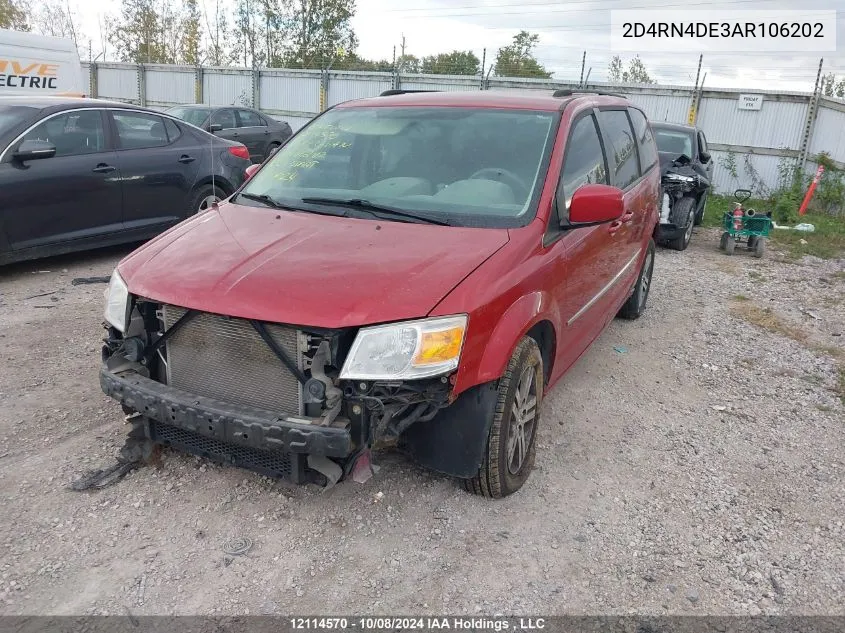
<box><xmin>469</xmin><ymin>167</ymin><xmax>529</xmax><ymax>201</ymax></box>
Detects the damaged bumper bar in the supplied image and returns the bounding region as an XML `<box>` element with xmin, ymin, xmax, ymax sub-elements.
<box><xmin>100</xmin><ymin>368</ymin><xmax>353</xmax><ymax>482</ymax></box>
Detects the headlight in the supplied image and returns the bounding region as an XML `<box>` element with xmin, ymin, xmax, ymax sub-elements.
<box><xmin>340</xmin><ymin>315</ymin><xmax>468</xmax><ymax>380</ymax></box>
<box><xmin>103</xmin><ymin>269</ymin><xmax>130</xmax><ymax>333</ymax></box>
<box><xmin>666</xmin><ymin>173</ymin><xmax>696</xmax><ymax>183</ymax></box>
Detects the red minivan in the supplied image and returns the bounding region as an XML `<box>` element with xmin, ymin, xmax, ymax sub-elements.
<box><xmin>100</xmin><ymin>90</ymin><xmax>660</xmax><ymax>497</ymax></box>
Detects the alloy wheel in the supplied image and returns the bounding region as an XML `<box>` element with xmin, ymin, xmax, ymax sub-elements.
<box><xmin>507</xmin><ymin>365</ymin><xmax>538</xmax><ymax>475</ymax></box>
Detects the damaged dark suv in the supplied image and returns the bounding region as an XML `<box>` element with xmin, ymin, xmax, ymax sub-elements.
<box><xmin>100</xmin><ymin>90</ymin><xmax>660</xmax><ymax>497</ymax></box>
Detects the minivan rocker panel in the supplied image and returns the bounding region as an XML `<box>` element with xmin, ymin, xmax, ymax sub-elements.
<box><xmin>117</xmin><ymin>200</ymin><xmax>510</xmax><ymax>328</ymax></box>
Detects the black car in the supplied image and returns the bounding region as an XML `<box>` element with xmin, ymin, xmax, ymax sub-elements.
<box><xmin>0</xmin><ymin>96</ymin><xmax>251</xmax><ymax>266</ymax></box>
<box><xmin>164</xmin><ymin>105</ymin><xmax>292</xmax><ymax>164</ymax></box>
<box><xmin>650</xmin><ymin>121</ymin><xmax>714</xmax><ymax>229</ymax></box>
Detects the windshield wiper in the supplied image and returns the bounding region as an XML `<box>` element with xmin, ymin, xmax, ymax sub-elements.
<box><xmin>300</xmin><ymin>197</ymin><xmax>451</xmax><ymax>226</ymax></box>
<box><xmin>237</xmin><ymin>192</ymin><xmax>285</xmax><ymax>208</ymax></box>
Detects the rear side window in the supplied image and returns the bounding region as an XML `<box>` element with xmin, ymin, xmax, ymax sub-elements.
<box><xmin>113</xmin><ymin>112</ymin><xmax>170</xmax><ymax>149</ymax></box>
<box><xmin>597</xmin><ymin>109</ymin><xmax>639</xmax><ymax>189</ymax></box>
<box><xmin>210</xmin><ymin>109</ymin><xmax>236</xmax><ymax>129</ymax></box>
<box><xmin>164</xmin><ymin>118</ymin><xmax>181</xmax><ymax>142</ymax></box>
<box><xmin>628</xmin><ymin>108</ymin><xmax>658</xmax><ymax>173</ymax></box>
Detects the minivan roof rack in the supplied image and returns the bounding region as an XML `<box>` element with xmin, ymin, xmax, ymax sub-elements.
<box><xmin>552</xmin><ymin>89</ymin><xmax>627</xmax><ymax>99</ymax></box>
<box><xmin>378</xmin><ymin>89</ymin><xmax>441</xmax><ymax>97</ymax></box>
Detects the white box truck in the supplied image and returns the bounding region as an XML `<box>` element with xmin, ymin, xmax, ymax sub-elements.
<box><xmin>0</xmin><ymin>29</ymin><xmax>84</xmax><ymax>97</ymax></box>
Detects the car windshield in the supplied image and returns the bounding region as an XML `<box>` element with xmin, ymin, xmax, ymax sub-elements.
<box><xmin>240</xmin><ymin>106</ymin><xmax>558</xmax><ymax>226</ymax></box>
<box><xmin>166</xmin><ymin>106</ymin><xmax>211</xmax><ymax>127</ymax></box>
<box><xmin>654</xmin><ymin>129</ymin><xmax>693</xmax><ymax>158</ymax></box>
<box><xmin>0</xmin><ymin>106</ymin><xmax>38</xmax><ymax>138</ymax></box>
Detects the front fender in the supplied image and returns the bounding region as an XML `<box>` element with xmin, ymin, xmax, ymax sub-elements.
<box><xmin>468</xmin><ymin>291</ymin><xmax>559</xmax><ymax>390</ymax></box>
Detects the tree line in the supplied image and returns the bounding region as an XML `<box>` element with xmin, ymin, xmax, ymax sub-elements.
<box><xmin>0</xmin><ymin>0</ymin><xmax>552</xmax><ymax>78</ymax></box>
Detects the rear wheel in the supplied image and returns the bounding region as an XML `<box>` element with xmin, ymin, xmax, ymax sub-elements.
<box><xmin>618</xmin><ymin>239</ymin><xmax>656</xmax><ymax>320</ymax></box>
<box><xmin>462</xmin><ymin>337</ymin><xmax>543</xmax><ymax>498</ymax></box>
<box><xmin>694</xmin><ymin>191</ymin><xmax>708</xmax><ymax>226</ymax></box>
<box><xmin>266</xmin><ymin>142</ymin><xmax>281</xmax><ymax>160</ymax></box>
<box><xmin>725</xmin><ymin>237</ymin><xmax>736</xmax><ymax>256</ymax></box>
<box><xmin>719</xmin><ymin>232</ymin><xmax>729</xmax><ymax>251</ymax></box>
<box><xmin>754</xmin><ymin>237</ymin><xmax>766</xmax><ymax>258</ymax></box>
<box><xmin>667</xmin><ymin>197</ymin><xmax>696</xmax><ymax>251</ymax></box>
<box><xmin>189</xmin><ymin>184</ymin><xmax>226</xmax><ymax>215</ymax></box>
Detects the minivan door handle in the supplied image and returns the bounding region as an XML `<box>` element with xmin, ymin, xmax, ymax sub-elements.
<box><xmin>178</xmin><ymin>155</ymin><xmax>196</xmax><ymax>164</ymax></box>
<box><xmin>92</xmin><ymin>164</ymin><xmax>115</xmax><ymax>173</ymax></box>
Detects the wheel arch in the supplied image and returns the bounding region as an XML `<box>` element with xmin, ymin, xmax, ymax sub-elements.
<box><xmin>469</xmin><ymin>292</ymin><xmax>560</xmax><ymax>392</ymax></box>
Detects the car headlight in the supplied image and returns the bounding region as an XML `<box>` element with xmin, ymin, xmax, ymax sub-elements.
<box><xmin>340</xmin><ymin>315</ymin><xmax>468</xmax><ymax>380</ymax></box>
<box><xmin>103</xmin><ymin>269</ymin><xmax>130</xmax><ymax>333</ymax></box>
<box><xmin>666</xmin><ymin>173</ymin><xmax>696</xmax><ymax>183</ymax></box>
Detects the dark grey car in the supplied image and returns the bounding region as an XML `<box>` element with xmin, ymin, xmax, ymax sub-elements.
<box><xmin>0</xmin><ymin>96</ymin><xmax>251</xmax><ymax>266</ymax></box>
<box><xmin>650</xmin><ymin>121</ymin><xmax>714</xmax><ymax>226</ymax></box>
<box><xmin>165</xmin><ymin>105</ymin><xmax>293</xmax><ymax>164</ymax></box>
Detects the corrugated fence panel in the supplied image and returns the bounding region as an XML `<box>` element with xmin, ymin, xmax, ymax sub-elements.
<box><xmin>203</xmin><ymin>69</ymin><xmax>253</xmax><ymax>107</ymax></box>
<box><xmin>697</xmin><ymin>96</ymin><xmax>808</xmax><ymax>149</ymax></box>
<box><xmin>710</xmin><ymin>151</ymin><xmax>787</xmax><ymax>196</ymax></box>
<box><xmin>624</xmin><ymin>92</ymin><xmax>692</xmax><ymax>124</ymax></box>
<box><xmin>810</xmin><ymin>103</ymin><xmax>845</xmax><ymax>164</ymax></box>
<box><xmin>269</xmin><ymin>114</ymin><xmax>312</xmax><ymax>132</ymax></box>
<box><xmin>97</xmin><ymin>65</ymin><xmax>139</xmax><ymax>102</ymax></box>
<box><xmin>145</xmin><ymin>67</ymin><xmax>195</xmax><ymax>106</ymax></box>
<box><xmin>328</xmin><ymin>73</ymin><xmax>392</xmax><ymax>105</ymax></box>
<box><xmin>81</xmin><ymin>63</ymin><xmax>91</xmax><ymax>94</ymax></box>
<box><xmin>400</xmin><ymin>74</ymin><xmax>480</xmax><ymax>92</ymax></box>
<box><xmin>259</xmin><ymin>71</ymin><xmax>321</xmax><ymax>114</ymax></box>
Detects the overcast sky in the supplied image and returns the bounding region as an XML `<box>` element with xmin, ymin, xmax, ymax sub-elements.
<box><xmin>74</xmin><ymin>0</ymin><xmax>844</xmax><ymax>92</ymax></box>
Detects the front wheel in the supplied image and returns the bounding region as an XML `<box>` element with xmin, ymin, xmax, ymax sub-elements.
<box><xmin>462</xmin><ymin>337</ymin><xmax>543</xmax><ymax>498</ymax></box>
<box><xmin>694</xmin><ymin>191</ymin><xmax>708</xmax><ymax>226</ymax></box>
<box><xmin>667</xmin><ymin>196</ymin><xmax>696</xmax><ymax>251</ymax></box>
<box><xmin>617</xmin><ymin>239</ymin><xmax>656</xmax><ymax>320</ymax></box>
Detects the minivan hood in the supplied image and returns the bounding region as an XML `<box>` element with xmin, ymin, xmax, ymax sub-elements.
<box><xmin>118</xmin><ymin>201</ymin><xmax>510</xmax><ymax>329</ymax></box>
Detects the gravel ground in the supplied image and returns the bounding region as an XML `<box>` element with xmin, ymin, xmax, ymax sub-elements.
<box><xmin>0</xmin><ymin>228</ymin><xmax>843</xmax><ymax>617</ymax></box>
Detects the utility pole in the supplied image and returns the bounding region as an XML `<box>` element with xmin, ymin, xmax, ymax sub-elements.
<box><xmin>480</xmin><ymin>48</ymin><xmax>486</xmax><ymax>90</ymax></box>
<box><xmin>579</xmin><ymin>51</ymin><xmax>586</xmax><ymax>87</ymax></box>
<box><xmin>799</xmin><ymin>58</ymin><xmax>825</xmax><ymax>169</ymax></box>
<box><xmin>688</xmin><ymin>54</ymin><xmax>703</xmax><ymax>124</ymax></box>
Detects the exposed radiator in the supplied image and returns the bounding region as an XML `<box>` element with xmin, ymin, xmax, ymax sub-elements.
<box><xmin>162</xmin><ymin>305</ymin><xmax>303</xmax><ymax>416</ymax></box>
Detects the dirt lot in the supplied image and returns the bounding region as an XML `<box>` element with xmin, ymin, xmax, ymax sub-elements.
<box><xmin>1</xmin><ymin>228</ymin><xmax>843</xmax><ymax>617</ymax></box>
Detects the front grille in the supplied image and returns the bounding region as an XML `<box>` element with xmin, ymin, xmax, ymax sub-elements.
<box><xmin>149</xmin><ymin>421</ymin><xmax>297</xmax><ymax>479</ymax></box>
<box><xmin>162</xmin><ymin>305</ymin><xmax>303</xmax><ymax>416</ymax></box>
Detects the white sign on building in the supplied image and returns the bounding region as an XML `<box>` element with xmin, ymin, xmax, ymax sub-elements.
<box><xmin>738</xmin><ymin>94</ymin><xmax>764</xmax><ymax>110</ymax></box>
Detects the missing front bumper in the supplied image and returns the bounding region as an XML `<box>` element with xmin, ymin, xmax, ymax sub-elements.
<box><xmin>100</xmin><ymin>368</ymin><xmax>353</xmax><ymax>483</ymax></box>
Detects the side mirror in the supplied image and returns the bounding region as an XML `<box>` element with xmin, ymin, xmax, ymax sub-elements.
<box><xmin>566</xmin><ymin>184</ymin><xmax>625</xmax><ymax>226</ymax></box>
<box><xmin>208</xmin><ymin>123</ymin><xmax>223</xmax><ymax>133</ymax></box>
<box><xmin>244</xmin><ymin>164</ymin><xmax>261</xmax><ymax>180</ymax></box>
<box><xmin>699</xmin><ymin>150</ymin><xmax>711</xmax><ymax>163</ymax></box>
<box><xmin>14</xmin><ymin>139</ymin><xmax>57</xmax><ymax>162</ymax></box>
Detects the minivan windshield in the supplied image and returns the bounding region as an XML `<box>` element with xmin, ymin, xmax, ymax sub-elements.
<box><xmin>239</xmin><ymin>106</ymin><xmax>558</xmax><ymax>227</ymax></box>
<box><xmin>166</xmin><ymin>106</ymin><xmax>212</xmax><ymax>127</ymax></box>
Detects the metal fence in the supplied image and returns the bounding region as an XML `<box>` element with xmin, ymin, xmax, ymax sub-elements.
<box><xmin>82</xmin><ymin>62</ymin><xmax>845</xmax><ymax>196</ymax></box>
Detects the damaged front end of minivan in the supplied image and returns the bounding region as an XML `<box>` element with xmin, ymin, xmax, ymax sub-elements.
<box><xmin>98</xmin><ymin>270</ymin><xmax>464</xmax><ymax>487</ymax></box>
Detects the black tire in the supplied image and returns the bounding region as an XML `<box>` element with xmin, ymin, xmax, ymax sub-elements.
<box><xmin>462</xmin><ymin>337</ymin><xmax>543</xmax><ymax>498</ymax></box>
<box><xmin>667</xmin><ymin>197</ymin><xmax>696</xmax><ymax>251</ymax></box>
<box><xmin>754</xmin><ymin>237</ymin><xmax>766</xmax><ymax>258</ymax></box>
<box><xmin>266</xmin><ymin>142</ymin><xmax>281</xmax><ymax>160</ymax></box>
<box><xmin>694</xmin><ymin>191</ymin><xmax>708</xmax><ymax>226</ymax></box>
<box><xmin>189</xmin><ymin>184</ymin><xmax>226</xmax><ymax>215</ymax></box>
<box><xmin>747</xmin><ymin>236</ymin><xmax>758</xmax><ymax>250</ymax></box>
<box><xmin>617</xmin><ymin>239</ymin><xmax>656</xmax><ymax>320</ymax></box>
<box><xmin>719</xmin><ymin>232</ymin><xmax>729</xmax><ymax>251</ymax></box>
<box><xmin>725</xmin><ymin>237</ymin><xmax>736</xmax><ymax>256</ymax></box>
